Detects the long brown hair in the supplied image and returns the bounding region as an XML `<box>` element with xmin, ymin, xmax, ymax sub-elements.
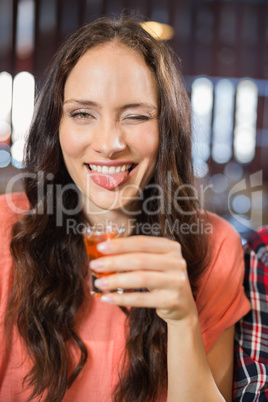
<box><xmin>7</xmin><ymin>15</ymin><xmax>209</xmax><ymax>401</ymax></box>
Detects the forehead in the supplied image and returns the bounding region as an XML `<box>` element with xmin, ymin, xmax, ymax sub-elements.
<box><xmin>64</xmin><ymin>43</ymin><xmax>158</xmax><ymax>104</ymax></box>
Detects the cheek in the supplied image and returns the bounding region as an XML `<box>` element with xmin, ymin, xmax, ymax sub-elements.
<box><xmin>138</xmin><ymin>128</ymin><xmax>159</xmax><ymax>163</ymax></box>
<box><xmin>59</xmin><ymin>123</ymin><xmax>86</xmax><ymax>158</ymax></box>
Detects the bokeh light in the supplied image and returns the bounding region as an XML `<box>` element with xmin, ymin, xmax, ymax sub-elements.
<box><xmin>191</xmin><ymin>77</ymin><xmax>213</xmax><ymax>178</ymax></box>
<box><xmin>212</xmin><ymin>79</ymin><xmax>235</xmax><ymax>164</ymax></box>
<box><xmin>11</xmin><ymin>71</ymin><xmax>35</xmax><ymax>167</ymax></box>
<box><xmin>234</xmin><ymin>79</ymin><xmax>258</xmax><ymax>164</ymax></box>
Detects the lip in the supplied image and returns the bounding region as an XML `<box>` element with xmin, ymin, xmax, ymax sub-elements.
<box><xmin>86</xmin><ymin>160</ymin><xmax>135</xmax><ymax>167</ymax></box>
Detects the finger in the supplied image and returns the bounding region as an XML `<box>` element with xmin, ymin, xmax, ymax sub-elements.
<box><xmin>99</xmin><ymin>289</ymin><xmax>181</xmax><ymax>309</ymax></box>
<box><xmin>90</xmin><ymin>252</ymin><xmax>187</xmax><ymax>273</ymax></box>
<box><xmin>94</xmin><ymin>270</ymin><xmax>187</xmax><ymax>292</ymax></box>
<box><xmin>96</xmin><ymin>235</ymin><xmax>182</xmax><ymax>256</ymax></box>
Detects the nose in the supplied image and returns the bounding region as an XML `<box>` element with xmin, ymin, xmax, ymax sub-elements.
<box><xmin>91</xmin><ymin>119</ymin><xmax>126</xmax><ymax>158</ymax></box>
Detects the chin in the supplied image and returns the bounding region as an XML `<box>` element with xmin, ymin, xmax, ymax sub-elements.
<box><xmin>82</xmin><ymin>186</ymin><xmax>143</xmax><ymax>216</ymax></box>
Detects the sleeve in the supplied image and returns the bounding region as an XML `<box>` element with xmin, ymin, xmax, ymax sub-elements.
<box><xmin>195</xmin><ymin>212</ymin><xmax>251</xmax><ymax>354</ymax></box>
<box><xmin>233</xmin><ymin>228</ymin><xmax>268</xmax><ymax>401</ymax></box>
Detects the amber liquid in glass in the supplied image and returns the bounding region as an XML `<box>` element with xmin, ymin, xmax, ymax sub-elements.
<box><xmin>84</xmin><ymin>232</ymin><xmax>118</xmax><ymax>296</ymax></box>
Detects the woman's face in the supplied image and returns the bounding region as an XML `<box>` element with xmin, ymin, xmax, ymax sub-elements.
<box><xmin>59</xmin><ymin>43</ymin><xmax>159</xmax><ymax>216</ymax></box>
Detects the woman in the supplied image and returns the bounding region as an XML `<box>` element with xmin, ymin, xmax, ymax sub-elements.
<box><xmin>0</xmin><ymin>16</ymin><xmax>250</xmax><ymax>401</ymax></box>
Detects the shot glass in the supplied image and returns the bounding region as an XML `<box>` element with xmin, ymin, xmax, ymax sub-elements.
<box><xmin>83</xmin><ymin>224</ymin><xmax>125</xmax><ymax>296</ymax></box>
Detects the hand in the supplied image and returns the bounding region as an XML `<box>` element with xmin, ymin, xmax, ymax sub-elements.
<box><xmin>90</xmin><ymin>235</ymin><xmax>197</xmax><ymax>323</ymax></box>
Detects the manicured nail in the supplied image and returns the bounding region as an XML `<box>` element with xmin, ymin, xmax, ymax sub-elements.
<box><xmin>90</xmin><ymin>259</ymin><xmax>103</xmax><ymax>270</ymax></box>
<box><xmin>100</xmin><ymin>295</ymin><xmax>114</xmax><ymax>304</ymax></box>
<box><xmin>94</xmin><ymin>277</ymin><xmax>108</xmax><ymax>288</ymax></box>
<box><xmin>97</xmin><ymin>241</ymin><xmax>111</xmax><ymax>253</ymax></box>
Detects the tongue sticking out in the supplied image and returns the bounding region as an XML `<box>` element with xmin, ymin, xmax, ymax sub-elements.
<box><xmin>91</xmin><ymin>171</ymin><xmax>129</xmax><ymax>190</ymax></box>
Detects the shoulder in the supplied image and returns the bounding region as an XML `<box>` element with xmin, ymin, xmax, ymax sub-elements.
<box><xmin>206</xmin><ymin>211</ymin><xmax>241</xmax><ymax>241</ymax></box>
<box><xmin>0</xmin><ymin>192</ymin><xmax>29</xmax><ymax>244</ymax></box>
<box><xmin>246</xmin><ymin>226</ymin><xmax>268</xmax><ymax>249</ymax></box>
<box><xmin>200</xmin><ymin>212</ymin><xmax>244</xmax><ymax>287</ymax></box>
<box><xmin>197</xmin><ymin>212</ymin><xmax>244</xmax><ymax>298</ymax></box>
<box><xmin>204</xmin><ymin>211</ymin><xmax>242</xmax><ymax>259</ymax></box>
<box><xmin>242</xmin><ymin>227</ymin><xmax>268</xmax><ymax>301</ymax></box>
<box><xmin>0</xmin><ymin>193</ymin><xmax>29</xmax><ymax>300</ymax></box>
<box><xmin>244</xmin><ymin>226</ymin><xmax>268</xmax><ymax>266</ymax></box>
<box><xmin>0</xmin><ymin>192</ymin><xmax>29</xmax><ymax>216</ymax></box>
<box><xmin>196</xmin><ymin>212</ymin><xmax>250</xmax><ymax>352</ymax></box>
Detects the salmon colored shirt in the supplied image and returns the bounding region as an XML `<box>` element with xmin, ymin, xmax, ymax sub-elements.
<box><xmin>0</xmin><ymin>193</ymin><xmax>251</xmax><ymax>401</ymax></box>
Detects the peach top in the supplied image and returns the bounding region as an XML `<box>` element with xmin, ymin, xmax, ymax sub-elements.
<box><xmin>0</xmin><ymin>193</ymin><xmax>251</xmax><ymax>401</ymax></box>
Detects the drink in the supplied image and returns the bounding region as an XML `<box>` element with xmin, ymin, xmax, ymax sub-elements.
<box><xmin>83</xmin><ymin>225</ymin><xmax>125</xmax><ymax>296</ymax></box>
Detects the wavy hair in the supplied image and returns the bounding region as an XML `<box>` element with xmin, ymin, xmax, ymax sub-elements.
<box><xmin>7</xmin><ymin>15</ymin><xmax>209</xmax><ymax>402</ymax></box>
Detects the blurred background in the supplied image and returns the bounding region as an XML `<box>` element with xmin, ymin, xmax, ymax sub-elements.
<box><xmin>0</xmin><ymin>0</ymin><xmax>267</xmax><ymax>241</ymax></box>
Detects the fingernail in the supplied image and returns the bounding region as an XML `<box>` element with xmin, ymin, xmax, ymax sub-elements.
<box><xmin>90</xmin><ymin>259</ymin><xmax>103</xmax><ymax>269</ymax></box>
<box><xmin>97</xmin><ymin>241</ymin><xmax>111</xmax><ymax>253</ymax></box>
<box><xmin>100</xmin><ymin>295</ymin><xmax>114</xmax><ymax>304</ymax></box>
<box><xmin>94</xmin><ymin>277</ymin><xmax>108</xmax><ymax>288</ymax></box>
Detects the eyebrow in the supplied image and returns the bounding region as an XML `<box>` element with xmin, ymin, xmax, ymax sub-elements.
<box><xmin>63</xmin><ymin>99</ymin><xmax>157</xmax><ymax>111</ymax></box>
<box><xmin>64</xmin><ymin>99</ymin><xmax>99</xmax><ymax>107</ymax></box>
<box><xmin>118</xmin><ymin>103</ymin><xmax>157</xmax><ymax>112</ymax></box>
